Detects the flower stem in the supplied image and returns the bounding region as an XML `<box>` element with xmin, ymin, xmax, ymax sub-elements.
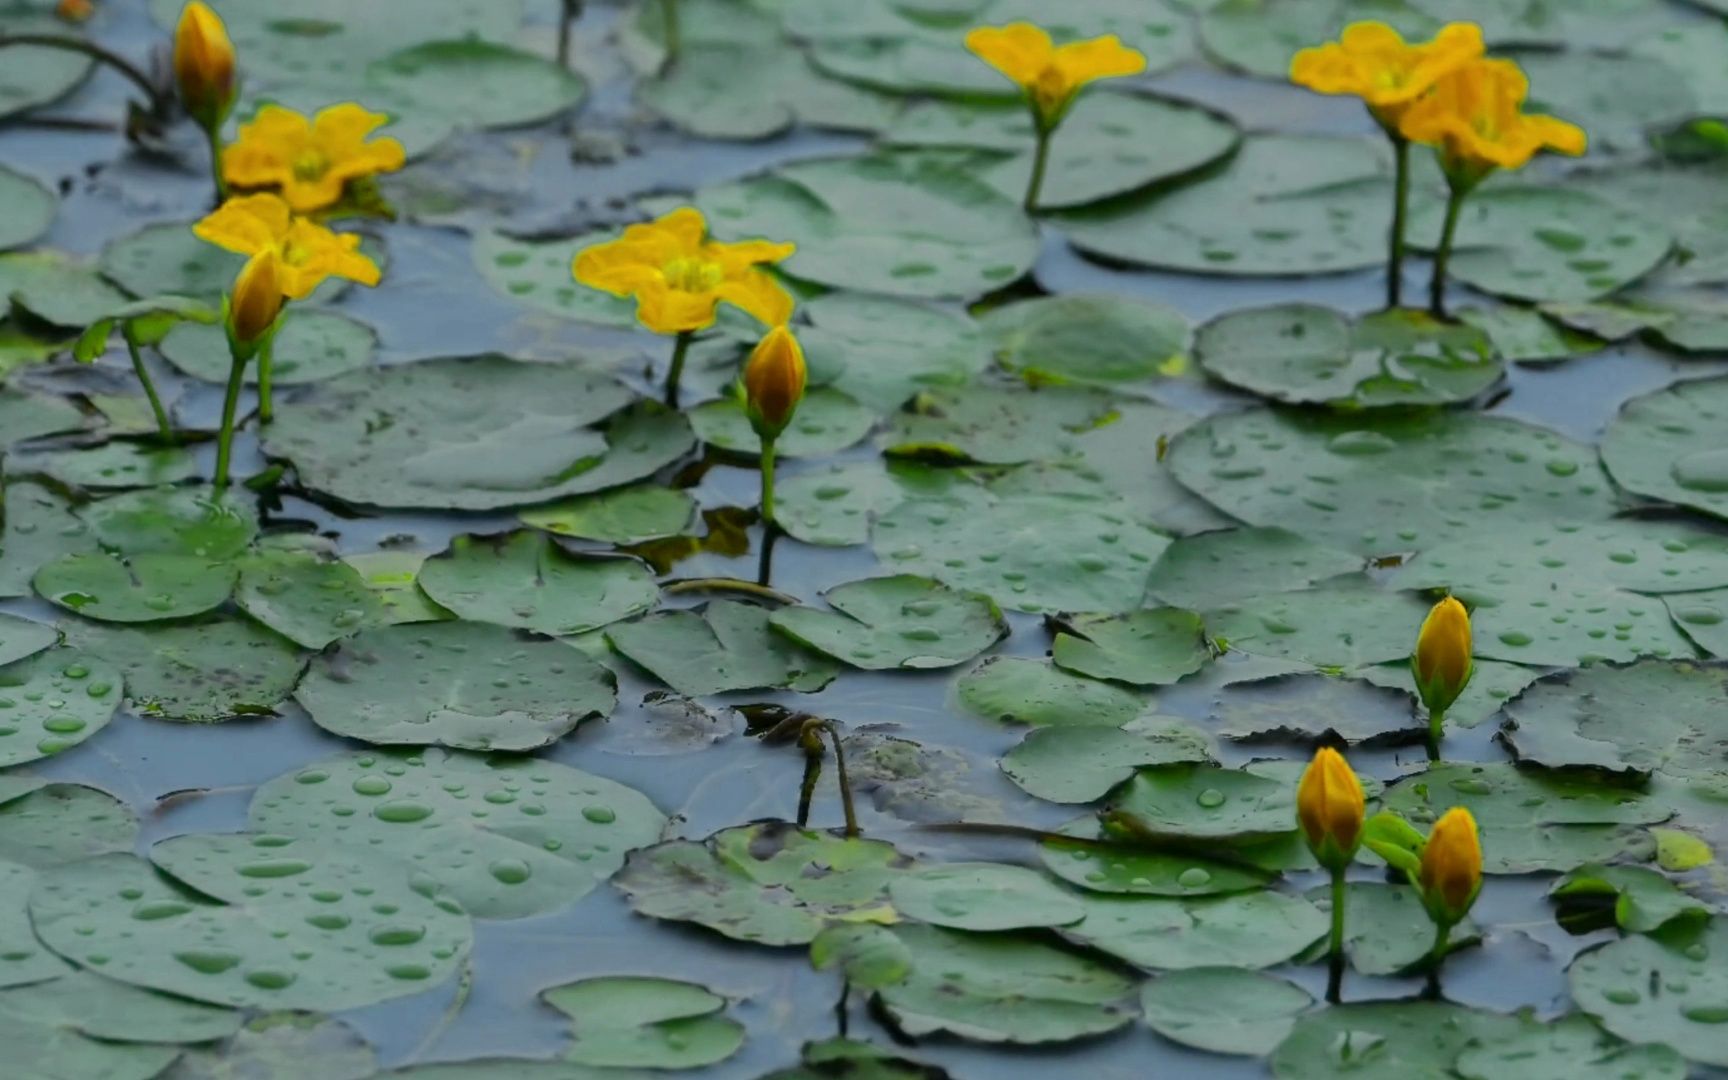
<box><xmin>826</xmin><ymin>725</ymin><xmax>860</xmax><ymax>838</ymax></box>
<box><xmin>759</xmin><ymin>437</ymin><xmax>778</xmax><ymax>529</ymax></box>
<box><xmin>1424</xmin><ymin>919</ymin><xmax>1453</xmax><ymax>999</ymax></box>
<box><xmin>121</xmin><ymin>325</ymin><xmax>174</xmax><ymax>445</ymax></box>
<box><xmin>1429</xmin><ymin>185</ymin><xmax>1467</xmax><ymax>319</ymax></box>
<box><xmin>663</xmin><ymin>330</ymin><xmax>692</xmax><ymax>407</ymax></box>
<box><xmin>1025</xmin><ymin>118</ymin><xmax>1053</xmax><ymax>213</ymax></box>
<box><xmin>213</xmin><ymin>346</ymin><xmax>249</xmax><ymax>489</ymax></box>
<box><xmin>661</xmin><ymin>0</ymin><xmax>679</xmax><ymax>60</ymax></box>
<box><xmin>1427</xmin><ymin>707</ymin><xmax>1446</xmax><ymax>762</ymax></box>
<box><xmin>797</xmin><ymin>745</ymin><xmax>820</xmax><ymax>829</ymax></box>
<box><xmin>0</xmin><ymin>34</ymin><xmax>166</xmax><ymax>117</ymax></box>
<box><xmin>204</xmin><ymin>121</ymin><xmax>227</xmax><ymax>203</ymax></box>
<box><xmin>556</xmin><ymin>0</ymin><xmax>582</xmax><ymax>67</ymax></box>
<box><xmin>1326</xmin><ymin>866</ymin><xmax>1347</xmax><ymax>1004</ymax></box>
<box><xmin>256</xmin><ymin>327</ymin><xmax>275</xmax><ymax>424</ymax></box>
<box><xmin>1388</xmin><ymin>134</ymin><xmax>1409</xmax><ymax>309</ymax></box>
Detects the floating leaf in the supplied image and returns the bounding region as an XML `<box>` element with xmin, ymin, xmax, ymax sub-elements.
<box><xmin>1551</xmin><ymin>863</ymin><xmax>1713</xmax><ymax>934</ymax></box>
<box><xmin>35</xmin><ymin>552</ymin><xmax>235</xmax><ymax>623</ymax></box>
<box><xmin>1204</xmin><ymin>577</ymin><xmax>1429</xmax><ymax>670</ymax></box>
<box><xmin>887</xmin><ymin>863</ymin><xmax>1085</xmax><ymax>931</ymax></box>
<box><xmin>78</xmin><ymin>485</ymin><xmax>258</xmax><ymax>560</ymax></box>
<box><xmin>1601</xmin><ymin>375</ymin><xmax>1728</xmax><ymax>522</ymax></box>
<box><xmin>1064</xmin><ymin>890</ymin><xmax>1328</xmax><ymax>970</ymax></box>
<box><xmin>543</xmin><ymin>976</ymin><xmax>742</xmax><ymax>1069</ymax></box>
<box><xmin>417</xmin><ymin>532</ymin><xmax>658</xmax><ymax>637</ymax></box>
<box><xmin>165</xmin><ymin>1012</ymin><xmax>379</xmax><ymax>1080</ymax></box>
<box><xmin>770</xmin><ymin>575</ymin><xmax>1006</xmax><ymax>671</ymax></box>
<box><xmin>983</xmin><ymin>293</ymin><xmax>1190</xmax><ymax>387</ymax></box>
<box><xmin>955</xmin><ymin>656</ymin><xmax>1149</xmax><ymax>729</ymax></box>
<box><xmin>520</xmin><ymin>485</ymin><xmax>698</xmax><ymax>545</ymax></box>
<box><xmin>882</xmin><ymin>383</ymin><xmax>1116</xmax><ymax>466</ymax></box>
<box><xmin>1454</xmin><ymin>1011</ymin><xmax>1687</xmax><ymax>1080</ymax></box>
<box><xmin>1501</xmin><ymin>660</ymin><xmax>1728</xmax><ymax>781</ymax></box>
<box><xmin>1139</xmin><ymin>967</ymin><xmax>1311</xmax><ymax>1057</ymax></box>
<box><xmin>65</xmin><ymin>615</ymin><xmax>304</xmax><ymax>723</ymax></box>
<box><xmin>365</xmin><ymin>40</ymin><xmax>584</xmax><ymax>131</ymax></box>
<box><xmin>1270</xmin><ymin>1001</ymin><xmax>1518</xmax><ymax>1079</ymax></box>
<box><xmin>689</xmin><ymin>388</ymin><xmax>876</xmax><ymax>458</ymax></box>
<box><xmin>640</xmin><ymin>42</ymin><xmax>895</xmax><ymax>139</ymax></box>
<box><xmin>1570</xmin><ymin>919</ymin><xmax>1728</xmax><ymax>1067</ymax></box>
<box><xmin>607</xmin><ymin>601</ymin><xmax>838</xmax><ymax>696</ymax></box>
<box><xmin>1003</xmin><ymin>716</ymin><xmax>1214</xmax><ymax>803</ymax></box>
<box><xmin>157</xmin><ymin>310</ymin><xmax>376</xmax><ymax>385</ymax></box>
<box><xmin>295</xmin><ymin>622</ymin><xmax>616</xmax><ymax>752</ymax></box>
<box><xmin>235</xmin><ymin>546</ymin><xmax>387</xmax><ymax>650</ymax></box>
<box><xmin>802</xmin><ymin>293</ymin><xmax>989</xmax><ymax>413</ymax></box>
<box><xmin>0</xmin><ymin>14</ymin><xmax>92</xmax><ymax>122</ymax></box>
<box><xmin>1211</xmin><ymin>673</ymin><xmax>1424</xmax><ymax>745</ymax></box>
<box><xmin>1052</xmin><ymin>609</ymin><xmax>1210</xmax><ymax>688</ymax></box>
<box><xmin>0</xmin><ymin>647</ymin><xmax>119</xmax><ymax>765</ymax></box>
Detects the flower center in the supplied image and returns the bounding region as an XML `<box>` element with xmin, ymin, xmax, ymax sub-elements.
<box><xmin>280</xmin><ymin>240</ymin><xmax>312</xmax><ymax>268</ymax></box>
<box><xmin>292</xmin><ymin>150</ymin><xmax>330</xmax><ymax>183</ymax></box>
<box><xmin>1032</xmin><ymin>67</ymin><xmax>1070</xmax><ymax>116</ymax></box>
<box><xmin>662</xmin><ymin>256</ymin><xmax>724</xmax><ymax>294</ymax></box>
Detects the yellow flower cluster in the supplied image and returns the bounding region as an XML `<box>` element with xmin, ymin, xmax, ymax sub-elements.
<box><xmin>1291</xmin><ymin>21</ymin><xmax>1585</xmax><ymax>182</ymax></box>
<box><xmin>964</xmin><ymin>23</ymin><xmax>1146</xmax><ymax>129</ymax></box>
<box><xmin>224</xmin><ymin>103</ymin><xmax>406</xmax><ymax>213</ymax></box>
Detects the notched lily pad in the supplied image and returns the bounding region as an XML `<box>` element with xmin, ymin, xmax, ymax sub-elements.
<box><xmin>543</xmin><ymin>976</ymin><xmax>743</xmax><ymax>1069</ymax></box>
<box><xmin>1003</xmin><ymin>716</ymin><xmax>1214</xmax><ymax>803</ymax></box>
<box><xmin>0</xmin><ymin>647</ymin><xmax>120</xmax><ymax>766</ymax></box>
<box><xmin>955</xmin><ymin>656</ymin><xmax>1149</xmax><ymax>729</ymax></box>
<box><xmin>769</xmin><ymin>575</ymin><xmax>1007</xmax><ymax>671</ymax></box>
<box><xmin>34</xmin><ymin>551</ymin><xmax>236</xmax><ymax>623</ymax></box>
<box><xmin>1140</xmin><ymin>967</ymin><xmax>1311</xmax><ymax>1056</ymax></box>
<box><xmin>417</xmin><ymin>531</ymin><xmax>658</xmax><ymax>637</ymax></box>
<box><xmin>64</xmin><ymin>614</ymin><xmax>305</xmax><ymax>724</ymax></box>
<box><xmin>1051</xmin><ymin>608</ymin><xmax>1210</xmax><ymax>688</ymax></box>
<box><xmin>1570</xmin><ymin>918</ymin><xmax>1728</xmax><ymax>1067</ymax></box>
<box><xmin>608</xmin><ymin>600</ymin><xmax>839</xmax><ymax>696</ymax></box>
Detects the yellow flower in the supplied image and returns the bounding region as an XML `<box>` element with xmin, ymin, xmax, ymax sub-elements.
<box><xmin>174</xmin><ymin>1</ymin><xmax>236</xmax><ymax>131</ymax></box>
<box><xmin>1418</xmin><ymin>807</ymin><xmax>1482</xmax><ymax>925</ymax></box>
<box><xmin>1398</xmin><ymin>57</ymin><xmax>1587</xmax><ymax>183</ymax></box>
<box><xmin>1296</xmin><ymin>747</ymin><xmax>1366</xmax><ymax>871</ymax></box>
<box><xmin>965</xmin><ymin>22</ymin><xmax>1146</xmax><ymax>127</ymax></box>
<box><xmin>193</xmin><ymin>192</ymin><xmax>380</xmax><ymax>300</ymax></box>
<box><xmin>56</xmin><ymin>0</ymin><xmax>94</xmax><ymax>24</ymax></box>
<box><xmin>1290</xmin><ymin>21</ymin><xmax>1483</xmax><ymax>129</ymax></box>
<box><xmin>1412</xmin><ymin>595</ymin><xmax>1473</xmax><ymax>717</ymax></box>
<box><xmin>228</xmin><ymin>248</ymin><xmax>283</xmax><ymax>348</ymax></box>
<box><xmin>573</xmin><ymin>207</ymin><xmax>795</xmax><ymax>336</ymax></box>
<box><xmin>223</xmin><ymin>103</ymin><xmax>406</xmax><ymax>213</ymax></box>
<box><xmin>743</xmin><ymin>325</ymin><xmax>807</xmax><ymax>442</ymax></box>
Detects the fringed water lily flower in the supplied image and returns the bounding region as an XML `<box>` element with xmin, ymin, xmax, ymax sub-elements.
<box><xmin>174</xmin><ymin>2</ymin><xmax>236</xmax><ymax>198</ymax></box>
<box><xmin>195</xmin><ymin>193</ymin><xmax>380</xmax><ymax>483</ymax></box>
<box><xmin>965</xmin><ymin>22</ymin><xmax>1146</xmax><ymax>211</ymax></box>
<box><xmin>573</xmin><ymin>207</ymin><xmax>795</xmax><ymax>406</ymax></box>
<box><xmin>1399</xmin><ymin>57</ymin><xmax>1586</xmax><ymax>315</ymax></box>
<box><xmin>223</xmin><ymin>103</ymin><xmax>406</xmax><ymax>213</ymax></box>
<box><xmin>1412</xmin><ymin>595</ymin><xmax>1474</xmax><ymax>754</ymax></box>
<box><xmin>1297</xmin><ymin>747</ymin><xmax>1366</xmax><ymax>1002</ymax></box>
<box><xmin>1291</xmin><ymin>22</ymin><xmax>1483</xmax><ymax>308</ymax></box>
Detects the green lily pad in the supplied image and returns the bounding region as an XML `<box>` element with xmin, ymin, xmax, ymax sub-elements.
<box><xmin>889</xmin><ymin>91</ymin><xmax>1239</xmax><ymax>210</ymax></box>
<box><xmin>1199</xmin><ymin>0</ymin><xmax>1435</xmax><ymax>78</ymax></box>
<box><xmin>63</xmin><ymin>614</ymin><xmax>304</xmax><ymax>724</ymax></box>
<box><xmin>810</xmin><ymin>925</ymin><xmax>914</xmax><ymax>992</ymax></box>
<box><xmin>1211</xmin><ymin>673</ymin><xmax>1424</xmax><ymax>744</ymax></box>
<box><xmin>0</xmin><ymin>166</ymin><xmax>54</xmax><ymax>252</ymax></box>
<box><xmin>1455</xmin><ymin>1011</ymin><xmax>1687</xmax><ymax>1080</ymax></box>
<box><xmin>295</xmin><ymin>621</ymin><xmax>616</xmax><ymax>752</ymax></box>
<box><xmin>1195</xmin><ymin>304</ymin><xmax>1502</xmax><ymax>406</ymax></box>
<box><xmin>365</xmin><ymin>40</ymin><xmax>584</xmax><ymax>131</ymax></box>
<box><xmin>0</xmin><ymin>647</ymin><xmax>119</xmax><ymax>765</ymax></box>
<box><xmin>0</xmin><ymin>482</ymin><xmax>93</xmax><ymax>597</ymax></box>
<box><xmin>1317</xmin><ymin>882</ymin><xmax>1480</xmax><ymax>975</ymax></box>
<box><xmin>252</xmin><ymin>747</ymin><xmax>666</xmax><ymax>921</ymax></box>
<box><xmin>0</xmin><ymin>612</ymin><xmax>56</xmax><ymax>669</ymax></box>
<box><xmin>0</xmin><ymin>251</ymin><xmax>130</xmax><ymax>328</ymax></box>
<box><xmin>955</xmin><ymin>656</ymin><xmax>1149</xmax><ymax>729</ymax></box>
<box><xmin>874</xmin><ymin>923</ymin><xmax>1137</xmax><ymax>1044</ymax></box>
<box><xmin>1501</xmin><ymin>659</ymin><xmax>1728</xmax><ymax>780</ymax></box>
<box><xmin>78</xmin><ymin>485</ymin><xmax>258</xmax><ymax>560</ymax></box>
<box><xmin>1065</xmin><ymin>890</ymin><xmax>1328</xmax><ymax>970</ymax></box>
<box><xmin>0</xmin><ymin>387</ymin><xmax>86</xmax><ymax>447</ymax></box>
<box><xmin>471</xmin><ymin>229</ymin><xmax>639</xmax><ymax>328</ymax></box>
<box><xmin>543</xmin><ymin>976</ymin><xmax>743</xmax><ymax>1069</ymax></box>
<box><xmin>773</xmin><ymin>460</ymin><xmax>957</xmax><ymax>548</ymax></box>
<box><xmin>27</xmin><ymin>442</ymin><xmax>200</xmax><ymax>490</ymax></box>
<box><xmin>882</xmin><ymin>384</ymin><xmax>1116</xmax><ymax>465</ymax></box>
<box><xmin>694</xmin><ymin>152</ymin><xmax>1038</xmax><ymax>301</ymax></box>
<box><xmin>874</xmin><ymin>487</ymin><xmax>1170</xmax><ymax>615</ymax></box>
<box><xmin>0</xmin><ymin>1009</ymin><xmax>176</xmax><ymax>1080</ymax></box>
<box><xmin>1052</xmin><ymin>609</ymin><xmax>1210</xmax><ymax>688</ymax></box>
<box><xmin>1139</xmin><ymin>967</ymin><xmax>1312</xmax><ymax>1057</ymax></box>
<box><xmin>1411</xmin><ymin>186</ymin><xmax>1671</xmax><ymax>304</ymax></box>
<box><xmin>1002</xmin><ymin>716</ymin><xmax>1214</xmax><ymax>803</ymax></box>
<box><xmin>607</xmin><ymin>600</ymin><xmax>839</xmax><ymax>696</ymax></box>
<box><xmin>1378</xmin><ymin>761</ymin><xmax>1668</xmax><ymax>873</ymax></box>
<box><xmin>234</xmin><ymin>546</ymin><xmax>387</xmax><ymax>650</ymax></box>
<box><xmin>1205</xmin><ymin>577</ymin><xmax>1429</xmax><ymax>670</ymax></box>
<box><xmin>164</xmin><ymin>1013</ymin><xmax>379</xmax><ymax>1080</ymax></box>
<box><xmin>342</xmin><ymin>551</ymin><xmax>454</xmax><ymax>627</ymax></box>
<box><xmin>1356</xmin><ymin>657</ymin><xmax>1544</xmax><ymax>730</ymax></box>
<box><xmin>1054</xmin><ymin>135</ymin><xmax>1390</xmax><ymax>276</ymax></box>
<box><xmin>1111</xmin><ymin>764</ymin><xmax>1295</xmax><ymax>843</ymax></box>
<box><xmin>34</xmin><ymin>552</ymin><xmax>235</xmax><ymax>623</ymax></box>
<box><xmin>1167</xmin><ymin>408</ymin><xmax>1615</xmax><ymax>557</ymax></box>
<box><xmin>266</xmin><ymin>358</ymin><xmax>694</xmax><ymax>510</ymax></box>
<box><xmin>1668</xmin><ymin>588</ymin><xmax>1728</xmax><ymax>658</ymax></box>
<box><xmin>1601</xmin><ymin>375</ymin><xmax>1728</xmax><ymax>522</ymax></box>
<box><xmin>887</xmin><ymin>863</ymin><xmax>1086</xmax><ymax>931</ymax></box>
<box><xmin>0</xmin><ymin>13</ymin><xmax>92</xmax><ymax>121</ymax></box>
<box><xmin>982</xmin><ymin>293</ymin><xmax>1190</xmax><ymax>387</ymax></box>
<box><xmin>640</xmin><ymin>42</ymin><xmax>896</xmax><ymax>140</ymax></box>
<box><xmin>1519</xmin><ymin>50</ymin><xmax>1694</xmax><ymax>156</ymax></box>
<box><xmin>417</xmin><ymin>532</ymin><xmax>658</xmax><ymax>637</ymax></box>
<box><xmin>1459</xmin><ymin>304</ymin><xmax>1603</xmax><ymax>364</ymax></box>
<box><xmin>802</xmin><ymin>293</ymin><xmax>990</xmax><ymax>413</ymax></box>
<box><xmin>1270</xmin><ymin>1001</ymin><xmax>1518</xmax><ymax>1079</ymax></box>
<box><xmin>0</xmin><ymin>969</ymin><xmax>240</xmax><ymax>1045</ymax></box>
<box><xmin>688</xmin><ymin>388</ymin><xmax>876</xmax><ymax>458</ymax></box>
<box><xmin>31</xmin><ymin>834</ymin><xmax>472</xmax><ymax>1010</ymax></box>
<box><xmin>520</xmin><ymin>485</ymin><xmax>698</xmax><ymax>545</ymax></box>
<box><xmin>1146</xmin><ymin>527</ymin><xmax>1363</xmax><ymax>612</ymax></box>
<box><xmin>0</xmin><ymin>778</ymin><xmax>136</xmax><ymax>867</ymax></box>
<box><xmin>1570</xmin><ymin>918</ymin><xmax>1728</xmax><ymax>1067</ymax></box>
<box><xmin>156</xmin><ymin>309</ymin><xmax>377</xmax><ymax>385</ymax></box>
<box><xmin>611</xmin><ymin>823</ymin><xmax>909</xmax><ymax>946</ymax></box>
<box><xmin>0</xmin><ymin>859</ymin><xmax>70</xmax><ymax>987</ymax></box>
<box><xmin>769</xmin><ymin>575</ymin><xmax>1006</xmax><ymax>671</ymax></box>
<box><xmin>1551</xmin><ymin>863</ymin><xmax>1713</xmax><ymax>934</ymax></box>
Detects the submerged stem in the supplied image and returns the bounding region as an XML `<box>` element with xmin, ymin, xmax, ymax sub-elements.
<box><xmin>826</xmin><ymin>725</ymin><xmax>860</xmax><ymax>838</ymax></box>
<box><xmin>213</xmin><ymin>346</ymin><xmax>249</xmax><ymax>489</ymax></box>
<box><xmin>122</xmin><ymin>325</ymin><xmax>174</xmax><ymax>445</ymax></box>
<box><xmin>797</xmin><ymin>748</ymin><xmax>820</xmax><ymax>829</ymax></box>
<box><xmin>556</xmin><ymin>0</ymin><xmax>582</xmax><ymax>67</ymax></box>
<box><xmin>1326</xmin><ymin>866</ymin><xmax>1347</xmax><ymax>1004</ymax></box>
<box><xmin>1388</xmin><ymin>135</ymin><xmax>1409</xmax><ymax>309</ymax></box>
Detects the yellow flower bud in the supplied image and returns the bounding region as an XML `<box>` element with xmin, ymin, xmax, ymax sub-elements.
<box><xmin>228</xmin><ymin>248</ymin><xmax>283</xmax><ymax>350</ymax></box>
<box><xmin>1412</xmin><ymin>595</ymin><xmax>1472</xmax><ymax>717</ymax></box>
<box><xmin>174</xmin><ymin>1</ymin><xmax>236</xmax><ymax>132</ymax></box>
<box><xmin>55</xmin><ymin>0</ymin><xmax>94</xmax><ymax>24</ymax></box>
<box><xmin>1296</xmin><ymin>746</ymin><xmax>1365</xmax><ymax>871</ymax></box>
<box><xmin>742</xmin><ymin>325</ymin><xmax>806</xmax><ymax>442</ymax></box>
<box><xmin>1418</xmin><ymin>807</ymin><xmax>1482</xmax><ymax>925</ymax></box>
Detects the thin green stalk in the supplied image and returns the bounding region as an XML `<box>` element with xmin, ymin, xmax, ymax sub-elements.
<box><xmin>1427</xmin><ymin>707</ymin><xmax>1446</xmax><ymax>762</ymax></box>
<box><xmin>797</xmin><ymin>747</ymin><xmax>820</xmax><ymax>829</ymax></box>
<box><xmin>1429</xmin><ymin>186</ymin><xmax>1467</xmax><ymax>318</ymax></box>
<box><xmin>256</xmin><ymin>329</ymin><xmax>274</xmax><ymax>423</ymax></box>
<box><xmin>1388</xmin><ymin>135</ymin><xmax>1409</xmax><ymax>309</ymax></box>
<box><xmin>1325</xmin><ymin>866</ymin><xmax>1347</xmax><ymax>1004</ymax></box>
<box><xmin>556</xmin><ymin>0</ymin><xmax>582</xmax><ymax>67</ymax></box>
<box><xmin>204</xmin><ymin>122</ymin><xmax>227</xmax><ymax>202</ymax></box>
<box><xmin>759</xmin><ymin>437</ymin><xmax>778</xmax><ymax>529</ymax></box>
<box><xmin>213</xmin><ymin>346</ymin><xmax>249</xmax><ymax>489</ymax></box>
<box><xmin>662</xmin><ymin>0</ymin><xmax>679</xmax><ymax>60</ymax></box>
<box><xmin>663</xmin><ymin>330</ymin><xmax>692</xmax><ymax>407</ymax></box>
<box><xmin>826</xmin><ymin>725</ymin><xmax>860</xmax><ymax>838</ymax></box>
<box><xmin>1424</xmin><ymin>919</ymin><xmax>1452</xmax><ymax>999</ymax></box>
<box><xmin>0</xmin><ymin>34</ymin><xmax>166</xmax><ymax>115</ymax></box>
<box><xmin>121</xmin><ymin>326</ymin><xmax>174</xmax><ymax>445</ymax></box>
<box><xmin>1024</xmin><ymin>119</ymin><xmax>1053</xmax><ymax>213</ymax></box>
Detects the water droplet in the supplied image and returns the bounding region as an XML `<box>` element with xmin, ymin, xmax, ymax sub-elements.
<box><xmin>374</xmin><ymin>801</ymin><xmax>434</xmax><ymax>823</ymax></box>
<box><xmin>1196</xmin><ymin>788</ymin><xmax>1226</xmax><ymax>809</ymax></box>
<box><xmin>488</xmin><ymin>858</ymin><xmax>532</xmax><ymax>885</ymax></box>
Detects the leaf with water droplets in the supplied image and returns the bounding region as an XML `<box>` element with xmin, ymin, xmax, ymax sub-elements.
<box><xmin>417</xmin><ymin>531</ymin><xmax>658</xmax><ymax>637</ymax></box>
<box><xmin>65</xmin><ymin>614</ymin><xmax>305</xmax><ymax>724</ymax></box>
<box><xmin>1140</xmin><ymin>967</ymin><xmax>1311</xmax><ymax>1057</ymax></box>
<box><xmin>543</xmin><ymin>976</ymin><xmax>743</xmax><ymax>1069</ymax></box>
<box><xmin>1570</xmin><ymin>918</ymin><xmax>1728</xmax><ymax>1067</ymax></box>
<box><xmin>1270</xmin><ymin>1001</ymin><xmax>1521</xmax><ymax>1079</ymax></box>
<box><xmin>1603</xmin><ymin>375</ymin><xmax>1728</xmax><ymax>523</ymax></box>
<box><xmin>1052</xmin><ymin>608</ymin><xmax>1210</xmax><ymax>688</ymax></box>
<box><xmin>770</xmin><ymin>575</ymin><xmax>1006</xmax><ymax>671</ymax></box>
<box><xmin>607</xmin><ymin>600</ymin><xmax>838</xmax><ymax>696</ymax></box>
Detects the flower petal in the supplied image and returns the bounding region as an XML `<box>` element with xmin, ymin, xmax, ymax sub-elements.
<box><xmin>192</xmin><ymin>193</ymin><xmax>293</xmax><ymax>255</ymax></box>
<box><xmin>714</xmin><ymin>269</ymin><xmax>794</xmax><ymax>328</ymax></box>
<box><xmin>965</xmin><ymin>23</ymin><xmax>1053</xmax><ymax>88</ymax></box>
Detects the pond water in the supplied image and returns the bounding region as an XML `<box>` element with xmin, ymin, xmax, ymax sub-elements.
<box><xmin>2</xmin><ymin>0</ymin><xmax>1728</xmax><ymax>1077</ymax></box>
